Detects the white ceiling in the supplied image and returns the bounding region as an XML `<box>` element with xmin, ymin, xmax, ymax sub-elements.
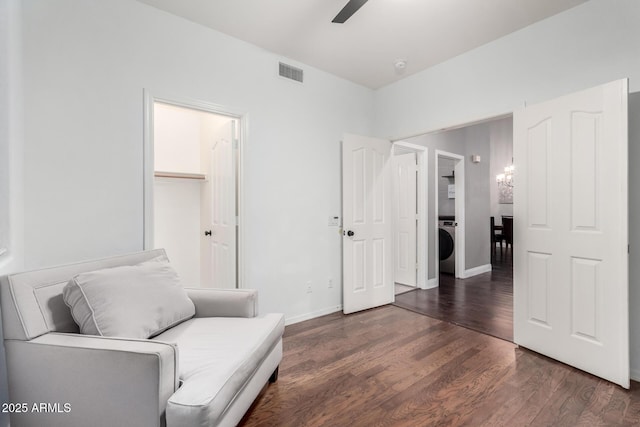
<box><xmin>137</xmin><ymin>0</ymin><xmax>588</xmax><ymax>89</ymax></box>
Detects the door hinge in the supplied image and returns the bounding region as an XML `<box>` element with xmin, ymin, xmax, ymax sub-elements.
<box><xmin>416</xmin><ymin>263</ymin><xmax>419</xmax><ymax>270</ymax></box>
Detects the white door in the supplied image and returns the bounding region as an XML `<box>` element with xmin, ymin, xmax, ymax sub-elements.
<box><xmin>342</xmin><ymin>134</ymin><xmax>394</xmax><ymax>314</ymax></box>
<box><xmin>393</xmin><ymin>153</ymin><xmax>417</xmax><ymax>286</ymax></box>
<box><xmin>513</xmin><ymin>79</ymin><xmax>628</xmax><ymax>388</ymax></box>
<box><xmin>201</xmin><ymin>120</ymin><xmax>237</xmax><ymax>289</ymax></box>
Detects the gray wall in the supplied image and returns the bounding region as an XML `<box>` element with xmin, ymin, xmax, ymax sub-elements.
<box><xmin>463</xmin><ymin>124</ymin><xmax>491</xmax><ymax>272</ymax></box>
<box><xmin>489</xmin><ymin>118</ymin><xmax>514</xmax><ymax>224</ymax></box>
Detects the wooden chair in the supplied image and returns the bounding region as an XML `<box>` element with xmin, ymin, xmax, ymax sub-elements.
<box><xmin>490</xmin><ymin>216</ymin><xmax>504</xmax><ymax>263</ymax></box>
<box><xmin>502</xmin><ymin>216</ymin><xmax>513</xmax><ymax>258</ymax></box>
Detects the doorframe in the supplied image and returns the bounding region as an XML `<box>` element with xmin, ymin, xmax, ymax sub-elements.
<box><xmin>434</xmin><ymin>150</ymin><xmax>466</xmax><ymax>280</ymax></box>
<box><xmin>142</xmin><ymin>89</ymin><xmax>247</xmax><ymax>288</ymax></box>
<box><xmin>392</xmin><ymin>141</ymin><xmax>429</xmax><ymax>289</ymax></box>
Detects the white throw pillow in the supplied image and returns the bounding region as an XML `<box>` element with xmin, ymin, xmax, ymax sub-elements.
<box><xmin>63</xmin><ymin>260</ymin><xmax>195</xmax><ymax>339</ymax></box>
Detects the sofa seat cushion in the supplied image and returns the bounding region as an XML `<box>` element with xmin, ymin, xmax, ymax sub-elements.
<box><xmin>152</xmin><ymin>313</ymin><xmax>284</xmax><ymax>424</ymax></box>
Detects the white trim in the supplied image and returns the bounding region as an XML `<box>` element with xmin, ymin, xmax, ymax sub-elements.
<box><xmin>619</xmin><ymin>78</ymin><xmax>630</xmax><ymax>387</ymax></box>
<box><xmin>435</xmin><ymin>150</ymin><xmax>466</xmax><ymax>280</ymax></box>
<box><xmin>142</xmin><ymin>89</ymin><xmax>154</xmax><ymax>250</ymax></box>
<box><xmin>391</xmin><ymin>112</ymin><xmax>513</xmax><ymax>143</ymax></box>
<box><xmin>631</xmin><ymin>368</ymin><xmax>640</xmax><ymax>382</ymax></box>
<box><xmin>392</xmin><ymin>141</ymin><xmax>429</xmax><ymax>289</ymax></box>
<box><xmin>462</xmin><ymin>263</ymin><xmax>492</xmax><ymax>279</ymax></box>
<box><xmin>417</xmin><ymin>150</ymin><xmax>428</xmax><ymax>288</ymax></box>
<box><xmin>285</xmin><ymin>305</ymin><xmax>342</xmax><ymax>326</ymax></box>
<box><xmin>142</xmin><ymin>90</ymin><xmax>247</xmax><ymax>289</ymax></box>
<box><xmin>392</xmin><ymin>140</ymin><xmax>429</xmax><ymax>152</ymax></box>
<box><xmin>423</xmin><ymin>278</ymin><xmax>438</xmax><ymax>290</ymax></box>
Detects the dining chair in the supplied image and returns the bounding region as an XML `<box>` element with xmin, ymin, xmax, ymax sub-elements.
<box><xmin>502</xmin><ymin>216</ymin><xmax>513</xmax><ymax>258</ymax></box>
<box><xmin>490</xmin><ymin>216</ymin><xmax>504</xmax><ymax>262</ymax></box>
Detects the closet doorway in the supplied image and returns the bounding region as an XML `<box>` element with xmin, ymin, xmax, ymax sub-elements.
<box><xmin>143</xmin><ymin>94</ymin><xmax>244</xmax><ymax>289</ymax></box>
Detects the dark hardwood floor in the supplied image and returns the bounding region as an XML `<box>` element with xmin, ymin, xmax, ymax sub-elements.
<box><xmin>240</xmin><ymin>305</ymin><xmax>640</xmax><ymax>426</ymax></box>
<box><xmin>394</xmin><ymin>248</ymin><xmax>513</xmax><ymax>341</ymax></box>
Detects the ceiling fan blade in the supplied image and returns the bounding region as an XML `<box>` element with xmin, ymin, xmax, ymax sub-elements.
<box><xmin>332</xmin><ymin>0</ymin><xmax>369</xmax><ymax>23</ymax></box>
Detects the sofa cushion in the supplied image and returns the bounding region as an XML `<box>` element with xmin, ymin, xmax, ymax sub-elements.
<box><xmin>153</xmin><ymin>313</ymin><xmax>285</xmax><ymax>423</ymax></box>
<box><xmin>63</xmin><ymin>261</ymin><xmax>195</xmax><ymax>339</ymax></box>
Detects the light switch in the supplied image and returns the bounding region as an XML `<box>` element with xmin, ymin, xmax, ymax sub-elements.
<box><xmin>328</xmin><ymin>216</ymin><xmax>340</xmax><ymax>226</ymax></box>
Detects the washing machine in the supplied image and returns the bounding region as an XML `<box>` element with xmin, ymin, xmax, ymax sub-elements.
<box><xmin>438</xmin><ymin>220</ymin><xmax>456</xmax><ymax>274</ymax></box>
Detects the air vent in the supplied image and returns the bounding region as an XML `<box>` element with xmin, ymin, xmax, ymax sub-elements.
<box><xmin>279</xmin><ymin>62</ymin><xmax>304</xmax><ymax>83</ymax></box>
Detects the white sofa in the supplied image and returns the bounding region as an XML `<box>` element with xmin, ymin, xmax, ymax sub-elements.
<box><xmin>0</xmin><ymin>249</ymin><xmax>284</xmax><ymax>427</ymax></box>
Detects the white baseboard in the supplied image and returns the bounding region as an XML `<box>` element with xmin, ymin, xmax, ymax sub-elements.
<box><xmin>462</xmin><ymin>263</ymin><xmax>492</xmax><ymax>279</ymax></box>
<box><xmin>631</xmin><ymin>368</ymin><xmax>640</xmax><ymax>382</ymax></box>
<box><xmin>424</xmin><ymin>278</ymin><xmax>438</xmax><ymax>289</ymax></box>
<box><xmin>285</xmin><ymin>305</ymin><xmax>342</xmax><ymax>326</ymax></box>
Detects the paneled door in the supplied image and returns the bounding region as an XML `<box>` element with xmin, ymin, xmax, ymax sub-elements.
<box><xmin>393</xmin><ymin>153</ymin><xmax>417</xmax><ymax>286</ymax></box>
<box><xmin>342</xmin><ymin>134</ymin><xmax>394</xmax><ymax>314</ymax></box>
<box><xmin>201</xmin><ymin>120</ymin><xmax>237</xmax><ymax>289</ymax></box>
<box><xmin>513</xmin><ymin>79</ymin><xmax>629</xmax><ymax>387</ymax></box>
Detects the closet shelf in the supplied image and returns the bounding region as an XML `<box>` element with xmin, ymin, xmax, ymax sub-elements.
<box><xmin>154</xmin><ymin>171</ymin><xmax>207</xmax><ymax>180</ymax></box>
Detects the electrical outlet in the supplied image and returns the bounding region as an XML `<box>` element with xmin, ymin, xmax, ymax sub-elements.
<box><xmin>328</xmin><ymin>278</ymin><xmax>333</xmax><ymax>288</ymax></box>
<box><xmin>306</xmin><ymin>281</ymin><xmax>312</xmax><ymax>293</ymax></box>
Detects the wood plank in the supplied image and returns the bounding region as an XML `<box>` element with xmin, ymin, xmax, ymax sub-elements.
<box><xmin>394</xmin><ymin>247</ymin><xmax>513</xmax><ymax>341</ymax></box>
<box><xmin>239</xmin><ymin>305</ymin><xmax>640</xmax><ymax>426</ymax></box>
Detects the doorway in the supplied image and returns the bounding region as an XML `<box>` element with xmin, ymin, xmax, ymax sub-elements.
<box><xmin>392</xmin><ymin>141</ymin><xmax>428</xmax><ymax>295</ymax></box>
<box><xmin>341</xmin><ymin>135</ymin><xmax>427</xmax><ymax>314</ymax></box>
<box><xmin>435</xmin><ymin>151</ymin><xmax>465</xmax><ymax>280</ymax></box>
<box><xmin>143</xmin><ymin>93</ymin><xmax>245</xmax><ymax>289</ymax></box>
<box><xmin>393</xmin><ymin>116</ymin><xmax>514</xmax><ymax>343</ymax></box>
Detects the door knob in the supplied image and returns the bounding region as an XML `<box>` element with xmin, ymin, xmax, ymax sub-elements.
<box><xmin>346</xmin><ymin>230</ymin><xmax>355</xmax><ymax>237</ymax></box>
<box><xmin>204</xmin><ymin>230</ymin><xmax>212</xmax><ymax>236</ymax></box>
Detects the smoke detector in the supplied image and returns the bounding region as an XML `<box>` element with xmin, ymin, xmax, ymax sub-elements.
<box><xmin>394</xmin><ymin>59</ymin><xmax>407</xmax><ymax>74</ymax></box>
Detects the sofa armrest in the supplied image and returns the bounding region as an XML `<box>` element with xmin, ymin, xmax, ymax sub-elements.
<box><xmin>4</xmin><ymin>333</ymin><xmax>178</xmax><ymax>427</ymax></box>
<box><xmin>185</xmin><ymin>288</ymin><xmax>258</xmax><ymax>318</ymax></box>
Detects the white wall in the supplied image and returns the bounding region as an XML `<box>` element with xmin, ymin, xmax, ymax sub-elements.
<box><xmin>153</xmin><ymin>103</ymin><xmax>202</xmax><ymax>174</ymax></box>
<box><xmin>374</xmin><ymin>0</ymin><xmax>640</xmax><ymax>139</ymax></box>
<box><xmin>375</xmin><ymin>0</ymin><xmax>640</xmax><ymax>379</ymax></box>
<box><xmin>19</xmin><ymin>0</ymin><xmax>373</xmax><ymax>324</ymax></box>
<box><xmin>0</xmin><ymin>0</ymin><xmax>22</xmax><ymax>424</ymax></box>
<box><xmin>0</xmin><ymin>0</ymin><xmax>24</xmax><ymax>274</ymax></box>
